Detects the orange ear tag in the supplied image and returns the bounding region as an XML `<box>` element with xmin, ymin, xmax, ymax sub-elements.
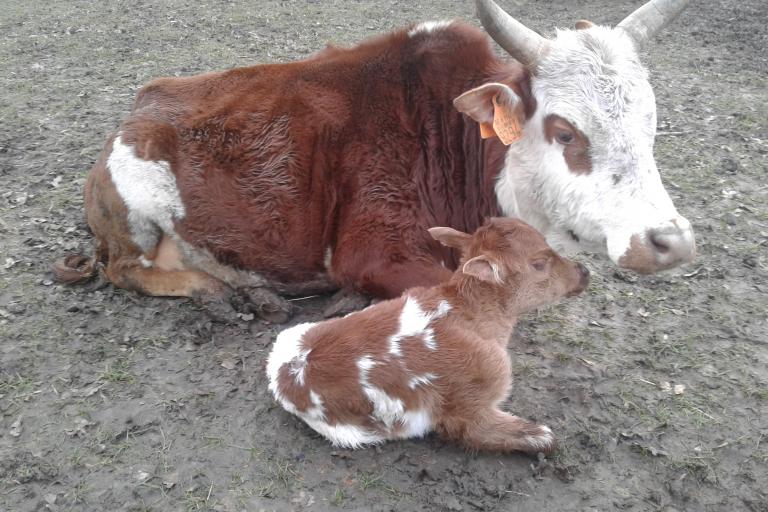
<box><xmin>492</xmin><ymin>94</ymin><xmax>523</xmax><ymax>145</ymax></box>
<box><xmin>479</xmin><ymin>122</ymin><xmax>495</xmax><ymax>139</ymax></box>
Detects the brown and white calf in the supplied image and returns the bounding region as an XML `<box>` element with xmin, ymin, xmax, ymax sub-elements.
<box><xmin>266</xmin><ymin>218</ymin><xmax>588</xmax><ymax>452</ymax></box>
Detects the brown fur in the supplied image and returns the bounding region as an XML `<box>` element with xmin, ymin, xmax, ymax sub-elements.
<box><xmin>270</xmin><ymin>218</ymin><xmax>589</xmax><ymax>453</ymax></box>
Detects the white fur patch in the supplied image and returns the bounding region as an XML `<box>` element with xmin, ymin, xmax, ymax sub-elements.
<box><xmin>408</xmin><ymin>373</ymin><xmax>437</xmax><ymax>390</ymax></box>
<box><xmin>107</xmin><ymin>135</ymin><xmax>185</xmax><ymax>252</ymax></box>
<box><xmin>357</xmin><ymin>356</ymin><xmax>405</xmax><ymax>429</ymax></box>
<box><xmin>302</xmin><ymin>420</ymin><xmax>385</xmax><ymax>448</ymax></box>
<box><xmin>323</xmin><ymin>247</ymin><xmax>333</xmax><ymax>272</ymax></box>
<box><xmin>266</xmin><ymin>322</ymin><xmax>316</xmax><ymax>408</ymax></box>
<box><xmin>524</xmin><ymin>425</ymin><xmax>555</xmax><ymax>452</ymax></box>
<box><xmin>389</xmin><ymin>298</ymin><xmax>451</xmax><ymax>355</ymax></box>
<box><xmin>398</xmin><ymin>409</ymin><xmax>432</xmax><ymax>438</ymax></box>
<box><xmin>407</xmin><ymin>20</ymin><xmax>452</xmax><ymax>37</ymax></box>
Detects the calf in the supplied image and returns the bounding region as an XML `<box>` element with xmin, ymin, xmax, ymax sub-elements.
<box><xmin>266</xmin><ymin>218</ymin><xmax>588</xmax><ymax>453</ymax></box>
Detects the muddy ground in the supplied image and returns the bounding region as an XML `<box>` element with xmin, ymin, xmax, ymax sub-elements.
<box><xmin>1</xmin><ymin>0</ymin><xmax>766</xmax><ymax>510</ymax></box>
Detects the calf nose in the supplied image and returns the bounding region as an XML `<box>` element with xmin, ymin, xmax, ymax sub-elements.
<box><xmin>569</xmin><ymin>262</ymin><xmax>590</xmax><ymax>296</ymax></box>
<box><xmin>646</xmin><ymin>218</ymin><xmax>696</xmax><ymax>268</ymax></box>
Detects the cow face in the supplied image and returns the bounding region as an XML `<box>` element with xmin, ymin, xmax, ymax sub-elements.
<box><xmin>455</xmin><ymin>0</ymin><xmax>696</xmax><ymax>274</ymax></box>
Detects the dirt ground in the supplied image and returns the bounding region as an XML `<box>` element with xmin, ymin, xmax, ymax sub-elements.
<box><xmin>1</xmin><ymin>0</ymin><xmax>766</xmax><ymax>510</ymax></box>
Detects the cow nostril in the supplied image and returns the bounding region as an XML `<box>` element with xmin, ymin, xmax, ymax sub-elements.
<box><xmin>649</xmin><ymin>232</ymin><xmax>670</xmax><ymax>254</ymax></box>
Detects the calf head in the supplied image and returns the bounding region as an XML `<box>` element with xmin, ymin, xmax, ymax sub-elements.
<box><xmin>454</xmin><ymin>0</ymin><xmax>695</xmax><ymax>274</ymax></box>
<box><xmin>430</xmin><ymin>218</ymin><xmax>589</xmax><ymax>313</ymax></box>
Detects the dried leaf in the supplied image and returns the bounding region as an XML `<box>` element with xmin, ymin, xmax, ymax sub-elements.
<box><xmin>9</xmin><ymin>416</ymin><xmax>22</xmax><ymax>437</ymax></box>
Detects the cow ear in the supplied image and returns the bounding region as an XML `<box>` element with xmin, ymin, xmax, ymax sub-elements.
<box><xmin>453</xmin><ymin>83</ymin><xmax>525</xmax><ymax>145</ymax></box>
<box><xmin>575</xmin><ymin>19</ymin><xmax>594</xmax><ymax>30</ymax></box>
<box><xmin>428</xmin><ymin>227</ymin><xmax>471</xmax><ymax>250</ymax></box>
<box><xmin>462</xmin><ymin>255</ymin><xmax>503</xmax><ymax>283</ymax></box>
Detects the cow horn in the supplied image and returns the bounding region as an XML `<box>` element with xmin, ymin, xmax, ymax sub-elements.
<box><xmin>475</xmin><ymin>0</ymin><xmax>550</xmax><ymax>68</ymax></box>
<box><xmin>617</xmin><ymin>0</ymin><xmax>691</xmax><ymax>47</ymax></box>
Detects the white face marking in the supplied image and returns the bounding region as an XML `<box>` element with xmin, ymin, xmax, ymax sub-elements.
<box><xmin>107</xmin><ymin>135</ymin><xmax>186</xmax><ymax>252</ymax></box>
<box><xmin>407</xmin><ymin>20</ymin><xmax>453</xmax><ymax>37</ymax></box>
<box><xmin>494</xmin><ymin>26</ymin><xmax>693</xmax><ymax>268</ymax></box>
<box><xmin>389</xmin><ymin>298</ymin><xmax>451</xmax><ymax>355</ymax></box>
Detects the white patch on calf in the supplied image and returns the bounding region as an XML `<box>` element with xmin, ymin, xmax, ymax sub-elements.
<box><xmin>389</xmin><ymin>298</ymin><xmax>451</xmax><ymax>355</ymax></box>
<box><xmin>107</xmin><ymin>135</ymin><xmax>186</xmax><ymax>252</ymax></box>
<box><xmin>302</xmin><ymin>420</ymin><xmax>385</xmax><ymax>448</ymax></box>
<box><xmin>408</xmin><ymin>373</ymin><xmax>437</xmax><ymax>390</ymax></box>
<box><xmin>357</xmin><ymin>356</ymin><xmax>405</xmax><ymax>429</ymax></box>
<box><xmin>266</xmin><ymin>322</ymin><xmax>316</xmax><ymax>410</ymax></box>
<box><xmin>524</xmin><ymin>424</ymin><xmax>555</xmax><ymax>452</ymax></box>
<box><xmin>398</xmin><ymin>409</ymin><xmax>432</xmax><ymax>439</ymax></box>
<box><xmin>407</xmin><ymin>20</ymin><xmax>453</xmax><ymax>37</ymax></box>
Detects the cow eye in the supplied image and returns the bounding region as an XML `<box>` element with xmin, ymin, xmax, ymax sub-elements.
<box><xmin>556</xmin><ymin>131</ymin><xmax>574</xmax><ymax>144</ymax></box>
<box><xmin>532</xmin><ymin>258</ymin><xmax>549</xmax><ymax>271</ymax></box>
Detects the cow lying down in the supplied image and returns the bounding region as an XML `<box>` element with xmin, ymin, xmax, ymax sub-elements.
<box><xmin>266</xmin><ymin>218</ymin><xmax>589</xmax><ymax>453</ymax></box>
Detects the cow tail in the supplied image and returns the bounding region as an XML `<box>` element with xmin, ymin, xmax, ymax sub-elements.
<box><xmin>52</xmin><ymin>254</ymin><xmax>98</xmax><ymax>284</ymax></box>
<box><xmin>52</xmin><ymin>239</ymin><xmax>108</xmax><ymax>285</ymax></box>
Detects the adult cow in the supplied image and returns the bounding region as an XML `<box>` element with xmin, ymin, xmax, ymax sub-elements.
<box><xmin>56</xmin><ymin>0</ymin><xmax>695</xmax><ymax>321</ymax></box>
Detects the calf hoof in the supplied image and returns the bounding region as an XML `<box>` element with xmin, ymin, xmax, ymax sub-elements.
<box><xmin>241</xmin><ymin>287</ymin><xmax>293</xmax><ymax>324</ymax></box>
<box><xmin>521</xmin><ymin>424</ymin><xmax>557</xmax><ymax>454</ymax></box>
<box><xmin>322</xmin><ymin>288</ymin><xmax>371</xmax><ymax>318</ymax></box>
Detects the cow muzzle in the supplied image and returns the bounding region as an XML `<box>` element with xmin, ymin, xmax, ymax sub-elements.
<box><xmin>617</xmin><ymin>216</ymin><xmax>696</xmax><ymax>274</ymax></box>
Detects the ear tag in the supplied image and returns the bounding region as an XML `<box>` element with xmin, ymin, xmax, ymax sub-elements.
<box><xmin>479</xmin><ymin>122</ymin><xmax>495</xmax><ymax>139</ymax></box>
<box><xmin>492</xmin><ymin>94</ymin><xmax>523</xmax><ymax>145</ymax></box>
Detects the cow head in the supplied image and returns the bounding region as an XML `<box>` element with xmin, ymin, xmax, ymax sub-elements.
<box><xmin>455</xmin><ymin>0</ymin><xmax>696</xmax><ymax>274</ymax></box>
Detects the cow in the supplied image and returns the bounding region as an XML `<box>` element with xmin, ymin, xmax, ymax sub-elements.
<box><xmin>266</xmin><ymin>218</ymin><xmax>589</xmax><ymax>452</ymax></box>
<box><xmin>55</xmin><ymin>0</ymin><xmax>695</xmax><ymax>322</ymax></box>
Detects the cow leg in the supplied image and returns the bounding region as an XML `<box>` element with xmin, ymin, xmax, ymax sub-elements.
<box><xmin>105</xmin><ymin>260</ymin><xmax>240</xmax><ymax>322</ymax></box>
<box><xmin>339</xmin><ymin>258</ymin><xmax>452</xmax><ymax>299</ymax></box>
<box><xmin>322</xmin><ymin>288</ymin><xmax>371</xmax><ymax>318</ymax></box>
<box><xmin>441</xmin><ymin>408</ymin><xmax>556</xmax><ymax>454</ymax></box>
<box><xmin>235</xmin><ymin>286</ymin><xmax>292</xmax><ymax>324</ymax></box>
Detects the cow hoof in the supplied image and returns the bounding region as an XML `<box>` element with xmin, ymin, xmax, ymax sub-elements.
<box><xmin>201</xmin><ymin>296</ymin><xmax>240</xmax><ymax>324</ymax></box>
<box><xmin>241</xmin><ymin>287</ymin><xmax>293</xmax><ymax>324</ymax></box>
<box><xmin>322</xmin><ymin>288</ymin><xmax>370</xmax><ymax>318</ymax></box>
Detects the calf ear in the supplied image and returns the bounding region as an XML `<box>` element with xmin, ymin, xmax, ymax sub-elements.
<box><xmin>462</xmin><ymin>255</ymin><xmax>503</xmax><ymax>283</ymax></box>
<box><xmin>428</xmin><ymin>227</ymin><xmax>472</xmax><ymax>250</ymax></box>
<box><xmin>453</xmin><ymin>83</ymin><xmax>525</xmax><ymax>145</ymax></box>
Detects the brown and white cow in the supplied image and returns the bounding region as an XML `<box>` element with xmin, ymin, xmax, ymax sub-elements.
<box><xmin>267</xmin><ymin>218</ymin><xmax>589</xmax><ymax>452</ymax></box>
<box><xmin>56</xmin><ymin>0</ymin><xmax>694</xmax><ymax>321</ymax></box>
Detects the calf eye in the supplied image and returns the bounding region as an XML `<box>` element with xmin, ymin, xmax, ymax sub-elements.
<box><xmin>556</xmin><ymin>131</ymin><xmax>574</xmax><ymax>144</ymax></box>
<box><xmin>532</xmin><ymin>259</ymin><xmax>548</xmax><ymax>271</ymax></box>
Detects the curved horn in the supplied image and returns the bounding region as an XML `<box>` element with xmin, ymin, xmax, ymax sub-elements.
<box><xmin>617</xmin><ymin>0</ymin><xmax>692</xmax><ymax>47</ymax></box>
<box><xmin>475</xmin><ymin>0</ymin><xmax>550</xmax><ymax>68</ymax></box>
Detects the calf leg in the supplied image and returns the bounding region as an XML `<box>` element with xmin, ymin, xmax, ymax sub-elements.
<box><xmin>441</xmin><ymin>408</ymin><xmax>556</xmax><ymax>454</ymax></box>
